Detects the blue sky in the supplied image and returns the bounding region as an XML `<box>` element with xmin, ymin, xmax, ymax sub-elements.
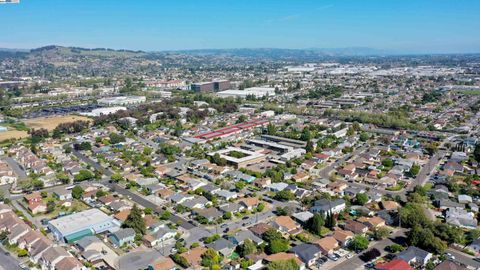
<box><xmin>0</xmin><ymin>0</ymin><xmax>479</xmax><ymax>53</ymax></box>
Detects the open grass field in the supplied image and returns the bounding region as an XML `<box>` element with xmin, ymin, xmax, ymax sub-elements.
<box><xmin>455</xmin><ymin>90</ymin><xmax>480</xmax><ymax>95</ymax></box>
<box><xmin>23</xmin><ymin>115</ymin><xmax>92</xmax><ymax>131</ymax></box>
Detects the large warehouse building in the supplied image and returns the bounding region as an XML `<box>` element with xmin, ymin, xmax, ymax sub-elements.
<box><xmin>217</xmin><ymin>87</ymin><xmax>276</xmax><ymax>98</ymax></box>
<box><xmin>97</xmin><ymin>96</ymin><xmax>146</xmax><ymax>106</ymax></box>
<box><xmin>48</xmin><ymin>208</ymin><xmax>119</xmax><ymax>243</ymax></box>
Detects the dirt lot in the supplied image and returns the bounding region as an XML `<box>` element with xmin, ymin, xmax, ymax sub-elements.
<box><xmin>0</xmin><ymin>130</ymin><xmax>29</xmax><ymax>141</ymax></box>
<box><xmin>23</xmin><ymin>115</ymin><xmax>92</xmax><ymax>131</ymax></box>
<box><xmin>0</xmin><ymin>115</ymin><xmax>92</xmax><ymax>142</ymax></box>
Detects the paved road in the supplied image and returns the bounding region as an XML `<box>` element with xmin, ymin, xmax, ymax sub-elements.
<box><xmin>1</xmin><ymin>156</ymin><xmax>27</xmax><ymax>180</ymax></box>
<box><xmin>10</xmin><ymin>200</ymin><xmax>43</xmax><ymax>229</ymax></box>
<box><xmin>213</xmin><ymin>209</ymin><xmax>276</xmax><ymax>234</ymax></box>
<box><xmin>408</xmin><ymin>149</ymin><xmax>446</xmax><ymax>191</ymax></box>
<box><xmin>71</xmin><ymin>149</ymin><xmax>196</xmax><ymax>230</ymax></box>
<box><xmin>0</xmin><ymin>246</ymin><xmax>22</xmax><ymax>270</ymax></box>
<box><xmin>72</xmin><ymin>149</ymin><xmax>112</xmax><ymax>177</ymax></box>
<box><xmin>137</xmin><ymin>137</ymin><xmax>159</xmax><ymax>151</ymax></box>
<box><xmin>447</xmin><ymin>248</ymin><xmax>480</xmax><ymax>269</ymax></box>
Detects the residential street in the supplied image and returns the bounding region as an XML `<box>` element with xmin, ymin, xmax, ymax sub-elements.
<box><xmin>447</xmin><ymin>248</ymin><xmax>480</xmax><ymax>269</ymax></box>
<box><xmin>71</xmin><ymin>148</ymin><xmax>196</xmax><ymax>230</ymax></box>
<box><xmin>0</xmin><ymin>246</ymin><xmax>22</xmax><ymax>270</ymax></box>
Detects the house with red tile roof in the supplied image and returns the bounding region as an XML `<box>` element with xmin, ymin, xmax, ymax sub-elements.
<box><xmin>375</xmin><ymin>259</ymin><xmax>412</xmax><ymax>270</ymax></box>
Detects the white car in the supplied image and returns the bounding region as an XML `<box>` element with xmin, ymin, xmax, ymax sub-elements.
<box><xmin>346</xmin><ymin>254</ymin><xmax>353</xmax><ymax>259</ymax></box>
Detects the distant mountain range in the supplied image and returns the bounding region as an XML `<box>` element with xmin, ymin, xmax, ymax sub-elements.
<box><xmin>173</xmin><ymin>47</ymin><xmax>396</xmax><ymax>57</ymax></box>
<box><xmin>1</xmin><ymin>45</ymin><xmax>475</xmax><ymax>57</ymax></box>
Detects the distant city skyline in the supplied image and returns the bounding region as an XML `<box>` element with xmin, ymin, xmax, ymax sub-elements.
<box><xmin>0</xmin><ymin>0</ymin><xmax>479</xmax><ymax>53</ymax></box>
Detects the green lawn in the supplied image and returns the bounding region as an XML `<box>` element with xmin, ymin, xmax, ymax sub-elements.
<box><xmin>455</xmin><ymin>90</ymin><xmax>480</xmax><ymax>95</ymax></box>
<box><xmin>385</xmin><ymin>182</ymin><xmax>406</xmax><ymax>191</ymax></box>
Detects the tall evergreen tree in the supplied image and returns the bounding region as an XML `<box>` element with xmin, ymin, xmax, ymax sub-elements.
<box><xmin>307</xmin><ymin>213</ymin><xmax>325</xmax><ymax>235</ymax></box>
<box><xmin>123</xmin><ymin>204</ymin><xmax>146</xmax><ymax>235</ymax></box>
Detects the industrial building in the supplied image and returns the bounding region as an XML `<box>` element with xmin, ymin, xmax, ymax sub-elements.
<box><xmin>260</xmin><ymin>134</ymin><xmax>307</xmax><ymax>148</ymax></box>
<box><xmin>217</xmin><ymin>87</ymin><xmax>276</xmax><ymax>98</ymax></box>
<box><xmin>81</xmin><ymin>106</ymin><xmax>127</xmax><ymax>117</ymax></box>
<box><xmin>194</xmin><ymin>119</ymin><xmax>268</xmax><ymax>140</ymax></box>
<box><xmin>97</xmin><ymin>96</ymin><xmax>146</xmax><ymax>106</ymax></box>
<box><xmin>48</xmin><ymin>208</ymin><xmax>119</xmax><ymax>243</ymax></box>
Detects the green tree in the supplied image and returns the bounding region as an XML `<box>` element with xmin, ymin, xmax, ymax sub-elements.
<box><xmin>349</xmin><ymin>235</ymin><xmax>369</xmax><ymax>251</ymax></box>
<box><xmin>237</xmin><ymin>115</ymin><xmax>247</xmax><ymax>123</ymax></box>
<box><xmin>267</xmin><ymin>122</ymin><xmax>277</xmax><ymax>135</ymax></box>
<box><xmin>325</xmin><ymin>211</ymin><xmax>336</xmax><ymax>229</ymax></box>
<box><xmin>355</xmin><ymin>193</ymin><xmax>369</xmax><ymax>205</ymax></box>
<box><xmin>223</xmin><ymin>212</ymin><xmax>232</xmax><ymax>220</ymax></box>
<box><xmin>307</xmin><ymin>213</ymin><xmax>325</xmax><ymax>236</ymax></box>
<box><xmin>171</xmin><ymin>254</ymin><xmax>190</xmax><ymax>268</ymax></box>
<box><xmin>381</xmin><ymin>158</ymin><xmax>394</xmax><ymax>168</ymax></box>
<box><xmin>111</xmin><ymin>173</ymin><xmax>124</xmax><ymax>182</ymax></box>
<box><xmin>74</xmin><ymin>170</ymin><xmax>95</xmax><ymax>182</ymax></box>
<box><xmin>238</xmin><ymin>239</ymin><xmax>257</xmax><ymax>256</ymax></box>
<box><xmin>474</xmin><ymin>143</ymin><xmax>480</xmax><ymax>163</ymax></box>
<box><xmin>267</xmin><ymin>259</ymin><xmax>299</xmax><ymax>270</ymax></box>
<box><xmin>399</xmin><ymin>203</ymin><xmax>430</xmax><ymax>228</ymax></box>
<box><xmin>56</xmin><ymin>172</ymin><xmax>70</xmax><ymax>184</ymax></box>
<box><xmin>373</xmin><ymin>227</ymin><xmax>391</xmax><ymax>240</ymax></box>
<box><xmin>160</xmin><ymin>210</ymin><xmax>172</xmax><ymax>220</ymax></box>
<box><xmin>305</xmin><ymin>140</ymin><xmax>314</xmax><ymax>153</ymax></box>
<box><xmin>274</xmin><ymin>190</ymin><xmax>294</xmax><ymax>201</ymax></box>
<box><xmin>387</xmin><ymin>244</ymin><xmax>405</xmax><ymax>253</ymax></box>
<box><xmin>71</xmin><ymin>185</ymin><xmax>84</xmax><ymax>199</ymax></box>
<box><xmin>300</xmin><ymin>128</ymin><xmax>312</xmax><ymax>141</ymax></box>
<box><xmin>409</xmin><ymin>163</ymin><xmax>421</xmax><ymax>176</ymax></box>
<box><xmin>359</xmin><ymin>132</ymin><xmax>369</xmax><ymax>142</ymax></box>
<box><xmin>407</xmin><ymin>225</ymin><xmax>447</xmax><ymax>254</ymax></box>
<box><xmin>123</xmin><ymin>204</ymin><xmax>146</xmax><ymax>235</ymax></box>
<box><xmin>46</xmin><ymin>201</ymin><xmax>55</xmax><ymax>213</ymax></box>
<box><xmin>267</xmin><ymin>238</ymin><xmax>290</xmax><ymax>254</ymax></box>
<box><xmin>109</xmin><ymin>132</ymin><xmax>126</xmax><ymax>144</ymax></box>
<box><xmin>201</xmin><ymin>248</ymin><xmax>221</xmax><ymax>267</ymax></box>
<box><xmin>262</xmin><ymin>229</ymin><xmax>283</xmax><ymax>243</ymax></box>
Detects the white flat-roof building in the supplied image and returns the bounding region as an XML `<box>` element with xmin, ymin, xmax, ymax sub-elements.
<box><xmin>82</xmin><ymin>106</ymin><xmax>127</xmax><ymax>117</ymax></box>
<box><xmin>98</xmin><ymin>96</ymin><xmax>146</xmax><ymax>106</ymax></box>
<box><xmin>217</xmin><ymin>87</ymin><xmax>276</xmax><ymax>98</ymax></box>
<box><xmin>48</xmin><ymin>208</ymin><xmax>119</xmax><ymax>243</ymax></box>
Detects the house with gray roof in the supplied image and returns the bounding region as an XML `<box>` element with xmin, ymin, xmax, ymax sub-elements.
<box><xmin>108</xmin><ymin>228</ymin><xmax>135</xmax><ymax>247</ymax></box>
<box><xmin>396</xmin><ymin>246</ymin><xmax>432</xmax><ymax>267</ymax></box>
<box><xmin>227</xmin><ymin>230</ymin><xmax>263</xmax><ymax>245</ymax></box>
<box><xmin>289</xmin><ymin>243</ymin><xmax>322</xmax><ymax>267</ymax></box>
<box><xmin>310</xmin><ymin>199</ymin><xmax>346</xmax><ymax>215</ymax></box>
<box><xmin>215</xmin><ymin>189</ymin><xmax>238</xmax><ymax>200</ymax></box>
<box><xmin>219</xmin><ymin>202</ymin><xmax>244</xmax><ymax>214</ymax></box>
<box><xmin>181</xmin><ymin>196</ymin><xmax>210</xmax><ymax>209</ymax></box>
<box><xmin>206</xmin><ymin>238</ymin><xmax>235</xmax><ymax>257</ymax></box>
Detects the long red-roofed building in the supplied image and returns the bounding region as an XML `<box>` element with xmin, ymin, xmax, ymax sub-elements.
<box><xmin>195</xmin><ymin>119</ymin><xmax>269</xmax><ymax>140</ymax></box>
